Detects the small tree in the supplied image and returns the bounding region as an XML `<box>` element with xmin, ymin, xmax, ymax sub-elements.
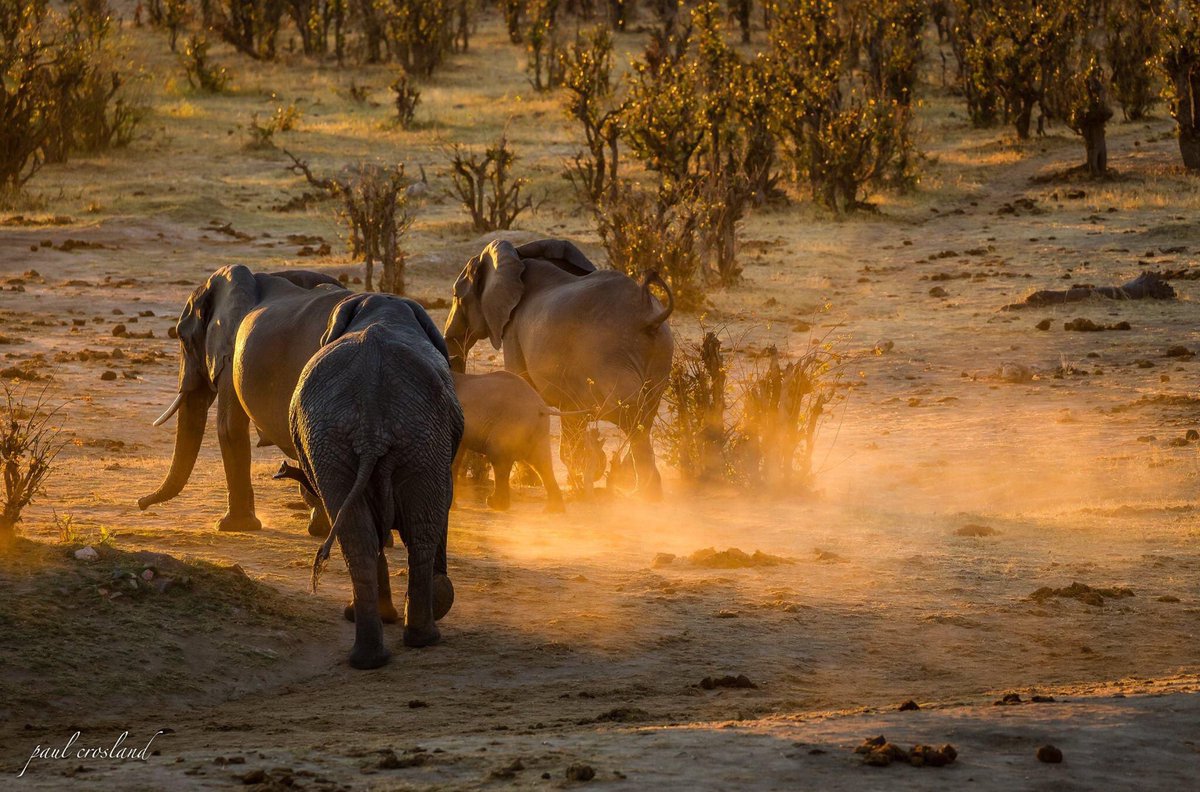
<box><xmin>1158</xmin><ymin>4</ymin><xmax>1200</xmax><ymax>170</ymax></box>
<box><xmin>447</xmin><ymin>135</ymin><xmax>533</xmax><ymax>232</ymax></box>
<box><xmin>525</xmin><ymin>0</ymin><xmax>563</xmax><ymax>90</ymax></box>
<box><xmin>212</xmin><ymin>0</ymin><xmax>283</xmax><ymax>60</ymax></box>
<box><xmin>861</xmin><ymin>0</ymin><xmax>926</xmax><ymax>106</ymax></box>
<box><xmin>391</xmin><ymin>70</ymin><xmax>421</xmax><ymax>128</ymax></box>
<box><xmin>1</xmin><ymin>385</ymin><xmax>65</xmax><ymax>545</ymax></box>
<box><xmin>595</xmin><ymin>181</ymin><xmax>705</xmax><ymax>310</ymax></box>
<box><xmin>950</xmin><ymin>0</ymin><xmax>1004</xmax><ymax>127</ymax></box>
<box><xmin>181</xmin><ymin>33</ymin><xmax>230</xmax><ymax>93</ymax></box>
<box><xmin>1063</xmin><ymin>57</ymin><xmax>1114</xmax><ymax>177</ymax></box>
<box><xmin>560</xmin><ymin>25</ymin><xmax>623</xmax><ymax>206</ymax></box>
<box><xmin>285</xmin><ymin>152</ymin><xmax>415</xmax><ymax>293</ymax></box>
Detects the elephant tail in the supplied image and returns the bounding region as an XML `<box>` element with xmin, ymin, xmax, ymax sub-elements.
<box><xmin>641</xmin><ymin>271</ymin><xmax>674</xmax><ymax>332</ymax></box>
<box><xmin>311</xmin><ymin>453</ymin><xmax>376</xmax><ymax>593</ymax></box>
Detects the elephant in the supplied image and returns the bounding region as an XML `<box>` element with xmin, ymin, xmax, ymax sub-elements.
<box><xmin>292</xmin><ymin>292</ymin><xmax>463</xmax><ymax>669</ymax></box>
<box><xmin>138</xmin><ymin>265</ymin><xmax>347</xmax><ymax>534</ymax></box>
<box><xmin>443</xmin><ymin>239</ymin><xmax>674</xmax><ymax>498</ymax></box>
<box><xmin>451</xmin><ymin>370</ymin><xmax>564</xmax><ymax>512</ymax></box>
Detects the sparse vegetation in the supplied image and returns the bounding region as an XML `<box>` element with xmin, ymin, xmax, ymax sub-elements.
<box><xmin>181</xmin><ymin>33</ymin><xmax>230</xmax><ymax>93</ymax></box>
<box><xmin>665</xmin><ymin>330</ymin><xmax>840</xmax><ymax>490</ymax></box>
<box><xmin>1</xmin><ymin>385</ymin><xmax>65</xmax><ymax>546</ymax></box>
<box><xmin>391</xmin><ymin>70</ymin><xmax>421</xmax><ymax>128</ymax></box>
<box><xmin>447</xmin><ymin>135</ymin><xmax>533</xmax><ymax>232</ymax></box>
<box><xmin>285</xmin><ymin>152</ymin><xmax>414</xmax><ymax>293</ymax></box>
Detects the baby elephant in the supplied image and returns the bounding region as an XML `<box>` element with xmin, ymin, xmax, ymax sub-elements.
<box><xmin>451</xmin><ymin>370</ymin><xmax>564</xmax><ymax>512</ymax></box>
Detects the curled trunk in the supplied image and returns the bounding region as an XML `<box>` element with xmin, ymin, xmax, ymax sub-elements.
<box><xmin>138</xmin><ymin>390</ymin><xmax>214</xmax><ymax>509</ymax></box>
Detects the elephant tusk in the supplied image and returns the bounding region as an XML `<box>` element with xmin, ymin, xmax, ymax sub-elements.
<box><xmin>152</xmin><ymin>392</ymin><xmax>185</xmax><ymax>427</ymax></box>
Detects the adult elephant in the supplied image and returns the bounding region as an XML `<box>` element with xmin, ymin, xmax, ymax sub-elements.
<box><xmin>443</xmin><ymin>239</ymin><xmax>674</xmax><ymax>497</ymax></box>
<box><xmin>294</xmin><ymin>293</ymin><xmax>463</xmax><ymax>668</ymax></box>
<box><xmin>138</xmin><ymin>265</ymin><xmax>346</xmax><ymax>534</ymax></box>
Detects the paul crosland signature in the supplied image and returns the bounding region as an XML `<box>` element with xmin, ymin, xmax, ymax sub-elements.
<box><xmin>18</xmin><ymin>731</ymin><xmax>169</xmax><ymax>778</ymax></box>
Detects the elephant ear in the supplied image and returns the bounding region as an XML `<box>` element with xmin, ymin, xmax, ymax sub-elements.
<box><xmin>321</xmin><ymin>293</ymin><xmax>371</xmax><ymax>346</ymax></box>
<box><xmin>203</xmin><ymin>265</ymin><xmax>259</xmax><ymax>388</ymax></box>
<box><xmin>478</xmin><ymin>240</ymin><xmax>526</xmax><ymax>350</ymax></box>
<box><xmin>515</xmin><ymin>238</ymin><xmax>596</xmax><ymax>276</ymax></box>
<box><xmin>406</xmin><ymin>300</ymin><xmax>451</xmax><ymax>365</ymax></box>
<box><xmin>175</xmin><ymin>265</ymin><xmax>257</xmax><ymax>393</ymax></box>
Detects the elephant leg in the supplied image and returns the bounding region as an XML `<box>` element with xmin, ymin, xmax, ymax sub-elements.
<box><xmin>215</xmin><ymin>380</ymin><xmax>262</xmax><ymax>532</ymax></box>
<box><xmin>529</xmin><ymin>443</ymin><xmax>564</xmax><ymax>513</ymax></box>
<box><xmin>401</xmin><ymin>474</ymin><xmax>453</xmax><ymax>644</ymax></box>
<box><xmin>300</xmin><ymin>484</ymin><xmax>331</xmax><ymax>538</ymax></box>
<box><xmin>628</xmin><ymin>425</ymin><xmax>663</xmax><ymax>501</ymax></box>
<box><xmin>339</xmin><ymin>501</ymin><xmax>389</xmax><ymax>669</ymax></box>
<box><xmin>343</xmin><ymin>551</ymin><xmax>400</xmax><ymax>624</ymax></box>
<box><xmin>487</xmin><ymin>456</ymin><xmax>513</xmax><ymax>510</ymax></box>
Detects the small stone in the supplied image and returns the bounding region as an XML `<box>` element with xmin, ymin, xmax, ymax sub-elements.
<box><xmin>1035</xmin><ymin>318</ymin><xmax>1052</xmax><ymax>331</ymax></box>
<box><xmin>928</xmin><ymin>286</ymin><xmax>948</xmax><ymax>298</ymax></box>
<box><xmin>1031</xmin><ymin>695</ymin><xmax>1056</xmax><ymax>703</ymax></box>
<box><xmin>111</xmin><ymin>323</ymin><xmax>127</xmax><ymax>337</ymax></box>
<box><xmin>651</xmin><ymin>552</ymin><xmax>676</xmax><ymax>568</ymax></box>
<box><xmin>994</xmin><ymin>692</ymin><xmax>1022</xmax><ymax>705</ymax></box>
<box><xmin>408</xmin><ymin>700</ymin><xmax>428</xmax><ymax>708</ymax></box>
<box><xmin>1157</xmin><ymin>595</ymin><xmax>1180</xmax><ymax>603</ymax></box>
<box><xmin>898</xmin><ymin>699</ymin><xmax>920</xmax><ymax>711</ymax></box>
<box><xmin>566</xmin><ymin>762</ymin><xmax>595</xmax><ymax>781</ymax></box>
<box><xmin>74</xmin><ymin>546</ymin><xmax>99</xmax><ymax>561</ymax></box>
<box><xmin>239</xmin><ymin>769</ymin><xmax>266</xmax><ymax>784</ymax></box>
<box><xmin>378</xmin><ymin>749</ymin><xmax>426</xmax><ymax>769</ymax></box>
<box><xmin>1036</xmin><ymin>745</ymin><xmax>1063</xmax><ymax>763</ymax></box>
<box><xmin>1165</xmin><ymin>345</ymin><xmax>1193</xmax><ymax>358</ymax></box>
<box><xmin>100</xmin><ymin>370</ymin><xmax>117</xmax><ymax>381</ymax></box>
<box><xmin>854</xmin><ymin>736</ymin><xmax>887</xmax><ymax>754</ymax></box>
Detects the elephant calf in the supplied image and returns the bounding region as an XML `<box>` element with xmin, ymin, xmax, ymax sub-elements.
<box><xmin>292</xmin><ymin>293</ymin><xmax>463</xmax><ymax>670</ymax></box>
<box><xmin>451</xmin><ymin>370</ymin><xmax>564</xmax><ymax>512</ymax></box>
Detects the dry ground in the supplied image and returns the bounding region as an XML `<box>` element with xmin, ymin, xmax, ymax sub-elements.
<box><xmin>1</xmin><ymin>7</ymin><xmax>1198</xmax><ymax>790</ymax></box>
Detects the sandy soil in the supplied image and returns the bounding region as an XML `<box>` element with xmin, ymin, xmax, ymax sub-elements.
<box><xmin>2</xmin><ymin>8</ymin><xmax>1199</xmax><ymax>790</ymax></box>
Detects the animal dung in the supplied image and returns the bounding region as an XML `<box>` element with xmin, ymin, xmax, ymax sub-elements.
<box><xmin>699</xmin><ymin>674</ymin><xmax>757</xmax><ymax>690</ymax></box>
<box><xmin>855</xmin><ymin>736</ymin><xmax>956</xmax><ymax>768</ymax></box>
<box><xmin>688</xmin><ymin>547</ymin><xmax>789</xmax><ymax>568</ymax></box>
<box><xmin>1036</xmin><ymin>745</ymin><xmax>1063</xmax><ymax>764</ymax></box>
<box><xmin>898</xmin><ymin>699</ymin><xmax>920</xmax><ymax>711</ymax></box>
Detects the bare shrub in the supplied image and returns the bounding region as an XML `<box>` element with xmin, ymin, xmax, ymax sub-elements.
<box><xmin>285</xmin><ymin>152</ymin><xmax>414</xmax><ymax>293</ymax></box>
<box><xmin>0</xmin><ymin>1</ymin><xmax>145</xmax><ymax>189</ymax></box>
<box><xmin>447</xmin><ymin>135</ymin><xmax>533</xmax><ymax>232</ymax></box>
<box><xmin>244</xmin><ymin>104</ymin><xmax>300</xmax><ymax>150</ymax></box>
<box><xmin>379</xmin><ymin>0</ymin><xmax>456</xmax><ymax>76</ymax></box>
<box><xmin>391</xmin><ymin>70</ymin><xmax>421</xmax><ymax>127</ymax></box>
<box><xmin>1</xmin><ymin>385</ymin><xmax>65</xmax><ymax>545</ymax></box>
<box><xmin>664</xmin><ymin>332</ymin><xmax>728</xmax><ymax>481</ymax></box>
<box><xmin>146</xmin><ymin>0</ymin><xmax>189</xmax><ymax>51</ymax></box>
<box><xmin>665</xmin><ymin>332</ymin><xmax>841</xmax><ymax>491</ymax></box>
<box><xmin>181</xmin><ymin>33</ymin><xmax>230</xmax><ymax>93</ymax></box>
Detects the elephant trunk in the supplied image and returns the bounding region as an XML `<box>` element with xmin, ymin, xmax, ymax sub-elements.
<box><xmin>443</xmin><ymin>301</ymin><xmax>474</xmax><ymax>372</ymax></box>
<box><xmin>138</xmin><ymin>389</ymin><xmax>214</xmax><ymax>510</ymax></box>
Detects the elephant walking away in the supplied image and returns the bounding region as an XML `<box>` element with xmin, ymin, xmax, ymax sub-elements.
<box><xmin>292</xmin><ymin>293</ymin><xmax>463</xmax><ymax>669</ymax></box>
<box><xmin>451</xmin><ymin>370</ymin><xmax>564</xmax><ymax>512</ymax></box>
<box><xmin>444</xmin><ymin>239</ymin><xmax>674</xmax><ymax>498</ymax></box>
<box><xmin>138</xmin><ymin>266</ymin><xmax>345</xmax><ymax>534</ymax></box>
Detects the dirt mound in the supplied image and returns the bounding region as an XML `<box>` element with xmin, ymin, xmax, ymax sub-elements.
<box><xmin>688</xmin><ymin>547</ymin><xmax>790</xmax><ymax>569</ymax></box>
<box><xmin>1030</xmin><ymin>582</ymin><xmax>1134</xmax><ymax>607</ymax></box>
<box><xmin>0</xmin><ymin>539</ymin><xmax>331</xmax><ymax>725</ymax></box>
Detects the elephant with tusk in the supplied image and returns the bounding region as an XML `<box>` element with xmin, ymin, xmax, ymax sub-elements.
<box><xmin>139</xmin><ymin>266</ymin><xmax>346</xmax><ymax>534</ymax></box>
<box><xmin>443</xmin><ymin>238</ymin><xmax>674</xmax><ymax>498</ymax></box>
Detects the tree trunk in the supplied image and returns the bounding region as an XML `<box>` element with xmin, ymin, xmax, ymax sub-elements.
<box><xmin>1082</xmin><ymin>121</ymin><xmax>1107</xmax><ymax>177</ymax></box>
<box><xmin>1179</xmin><ymin>126</ymin><xmax>1200</xmax><ymax>171</ymax></box>
<box><xmin>1014</xmin><ymin>99</ymin><xmax>1034</xmax><ymax>140</ymax></box>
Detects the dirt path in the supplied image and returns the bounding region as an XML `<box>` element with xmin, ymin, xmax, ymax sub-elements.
<box><xmin>3</xmin><ymin>17</ymin><xmax>1200</xmax><ymax>789</ymax></box>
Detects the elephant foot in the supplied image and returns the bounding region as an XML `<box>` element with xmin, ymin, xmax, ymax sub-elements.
<box><xmin>348</xmin><ymin>643</ymin><xmax>391</xmax><ymax>670</ymax></box>
<box><xmin>217</xmin><ymin>513</ymin><xmax>262</xmax><ymax>532</ymax></box>
<box><xmin>344</xmin><ymin>600</ymin><xmax>400</xmax><ymax>624</ymax></box>
<box><xmin>485</xmin><ymin>493</ymin><xmax>510</xmax><ymax>510</ymax></box>
<box><xmin>307</xmin><ymin>508</ymin><xmax>331</xmax><ymax>538</ymax></box>
<box><xmin>433</xmin><ymin>574</ymin><xmax>455</xmax><ymax>621</ymax></box>
<box><xmin>545</xmin><ymin>495</ymin><xmax>566</xmax><ymax>514</ymax></box>
<box><xmin>403</xmin><ymin>624</ymin><xmax>441</xmax><ymax>648</ymax></box>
